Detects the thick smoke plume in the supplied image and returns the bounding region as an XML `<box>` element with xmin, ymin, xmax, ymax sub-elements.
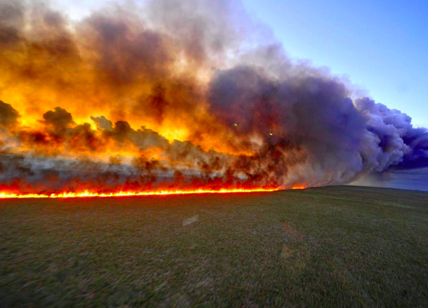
<box><xmin>0</xmin><ymin>0</ymin><xmax>427</xmax><ymax>194</ymax></box>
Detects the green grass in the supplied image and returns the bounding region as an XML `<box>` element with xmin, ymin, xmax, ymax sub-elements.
<box><xmin>1</xmin><ymin>186</ymin><xmax>428</xmax><ymax>307</ymax></box>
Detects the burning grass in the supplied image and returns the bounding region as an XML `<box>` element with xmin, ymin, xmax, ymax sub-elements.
<box><xmin>0</xmin><ymin>187</ymin><xmax>281</xmax><ymax>199</ymax></box>
<box><xmin>1</xmin><ymin>186</ymin><xmax>428</xmax><ymax>306</ymax></box>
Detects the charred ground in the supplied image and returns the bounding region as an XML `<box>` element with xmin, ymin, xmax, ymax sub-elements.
<box><xmin>1</xmin><ymin>186</ymin><xmax>428</xmax><ymax>307</ymax></box>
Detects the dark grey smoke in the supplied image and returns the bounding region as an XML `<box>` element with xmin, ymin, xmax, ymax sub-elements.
<box><xmin>207</xmin><ymin>63</ymin><xmax>428</xmax><ymax>186</ymax></box>
<box><xmin>356</xmin><ymin>98</ymin><xmax>428</xmax><ymax>170</ymax></box>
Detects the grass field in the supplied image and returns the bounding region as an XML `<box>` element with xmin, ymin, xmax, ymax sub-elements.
<box><xmin>1</xmin><ymin>186</ymin><xmax>428</xmax><ymax>307</ymax></box>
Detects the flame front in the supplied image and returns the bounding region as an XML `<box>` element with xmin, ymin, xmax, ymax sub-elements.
<box><xmin>0</xmin><ymin>188</ymin><xmax>280</xmax><ymax>199</ymax></box>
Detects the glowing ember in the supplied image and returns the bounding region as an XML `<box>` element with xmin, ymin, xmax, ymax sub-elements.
<box><xmin>0</xmin><ymin>188</ymin><xmax>280</xmax><ymax>199</ymax></box>
<box><xmin>292</xmin><ymin>185</ymin><xmax>306</xmax><ymax>190</ymax></box>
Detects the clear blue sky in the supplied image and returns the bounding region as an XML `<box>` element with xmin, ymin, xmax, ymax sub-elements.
<box><xmin>56</xmin><ymin>0</ymin><xmax>428</xmax><ymax>127</ymax></box>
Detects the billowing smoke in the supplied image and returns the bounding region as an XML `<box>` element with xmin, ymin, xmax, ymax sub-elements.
<box><xmin>0</xmin><ymin>0</ymin><xmax>427</xmax><ymax>194</ymax></box>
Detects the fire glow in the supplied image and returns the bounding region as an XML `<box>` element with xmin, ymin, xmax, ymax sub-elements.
<box><xmin>291</xmin><ymin>185</ymin><xmax>307</xmax><ymax>190</ymax></box>
<box><xmin>0</xmin><ymin>188</ymin><xmax>280</xmax><ymax>199</ymax></box>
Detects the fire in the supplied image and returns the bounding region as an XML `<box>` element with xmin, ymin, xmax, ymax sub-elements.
<box><xmin>292</xmin><ymin>185</ymin><xmax>306</xmax><ymax>190</ymax></box>
<box><xmin>0</xmin><ymin>188</ymin><xmax>280</xmax><ymax>199</ymax></box>
<box><xmin>6</xmin><ymin>0</ymin><xmax>412</xmax><ymax>196</ymax></box>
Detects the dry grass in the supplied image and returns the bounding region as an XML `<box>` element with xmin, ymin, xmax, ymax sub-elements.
<box><xmin>1</xmin><ymin>186</ymin><xmax>428</xmax><ymax>307</ymax></box>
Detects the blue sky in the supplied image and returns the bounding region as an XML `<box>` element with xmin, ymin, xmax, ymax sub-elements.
<box><xmin>56</xmin><ymin>0</ymin><xmax>428</xmax><ymax>127</ymax></box>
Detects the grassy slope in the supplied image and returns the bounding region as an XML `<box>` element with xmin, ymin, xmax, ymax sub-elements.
<box><xmin>1</xmin><ymin>186</ymin><xmax>428</xmax><ymax>307</ymax></box>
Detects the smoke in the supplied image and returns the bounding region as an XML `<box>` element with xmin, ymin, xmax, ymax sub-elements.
<box><xmin>0</xmin><ymin>0</ymin><xmax>427</xmax><ymax>194</ymax></box>
<box><xmin>356</xmin><ymin>98</ymin><xmax>428</xmax><ymax>170</ymax></box>
<box><xmin>0</xmin><ymin>101</ymin><xmax>20</xmax><ymax>128</ymax></box>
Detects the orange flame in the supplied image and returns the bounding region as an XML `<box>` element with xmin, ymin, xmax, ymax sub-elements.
<box><xmin>0</xmin><ymin>188</ymin><xmax>280</xmax><ymax>199</ymax></box>
<box><xmin>0</xmin><ymin>3</ymin><xmax>311</xmax><ymax>195</ymax></box>
<box><xmin>291</xmin><ymin>185</ymin><xmax>306</xmax><ymax>190</ymax></box>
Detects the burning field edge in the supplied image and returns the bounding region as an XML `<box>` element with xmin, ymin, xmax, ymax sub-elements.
<box><xmin>0</xmin><ymin>187</ymin><xmax>302</xmax><ymax>199</ymax></box>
